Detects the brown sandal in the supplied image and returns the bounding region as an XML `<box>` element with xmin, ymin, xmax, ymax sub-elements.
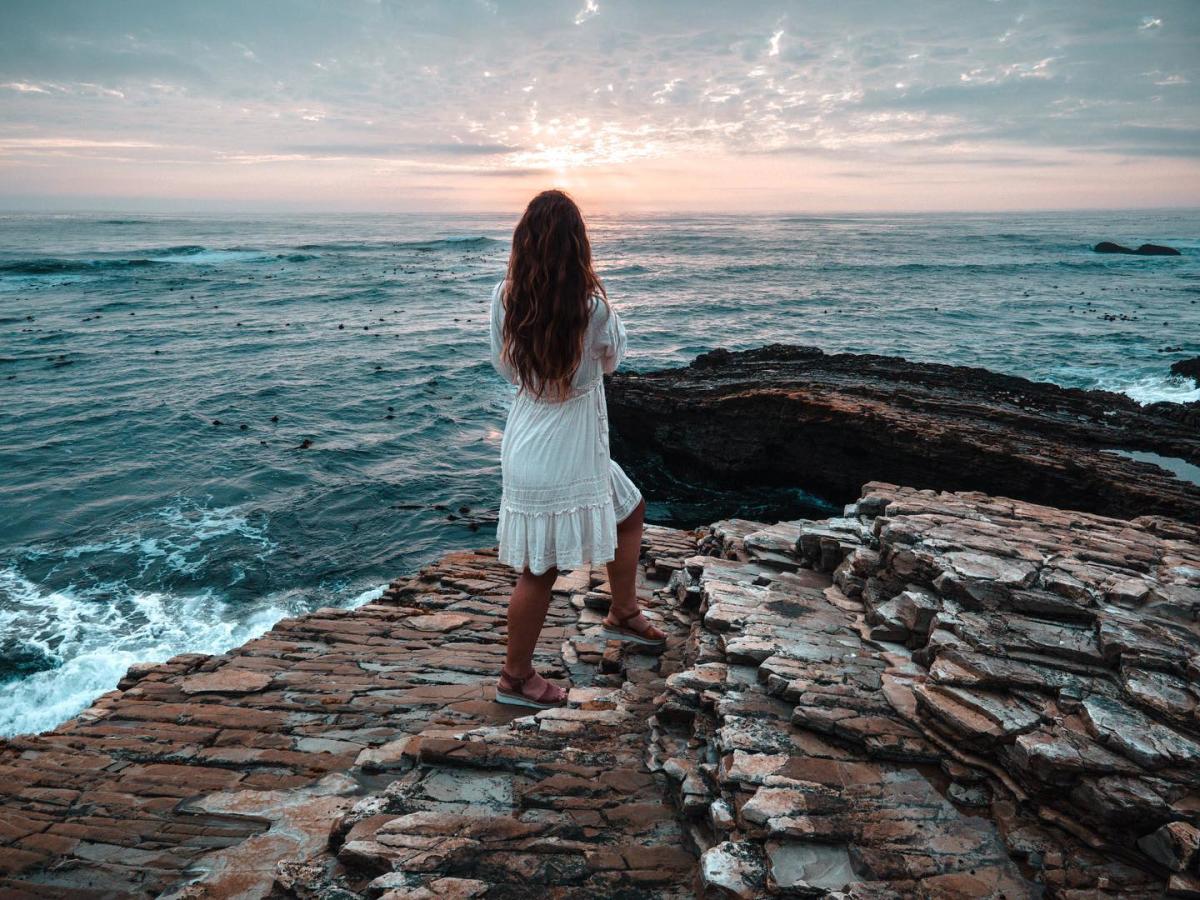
<box><xmin>495</xmin><ymin>667</ymin><xmax>568</xmax><ymax>709</ymax></box>
<box><xmin>600</xmin><ymin>608</ymin><xmax>667</xmax><ymax>647</ymax></box>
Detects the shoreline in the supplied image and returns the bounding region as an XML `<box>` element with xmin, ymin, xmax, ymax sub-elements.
<box><xmin>2</xmin><ymin>481</ymin><xmax>1198</xmax><ymax>897</ymax></box>
<box><xmin>7</xmin><ymin>340</ymin><xmax>1200</xmax><ymax>739</ymax></box>
<box><xmin>3</xmin><ymin>345</ymin><xmax>1200</xmax><ymax>897</ymax></box>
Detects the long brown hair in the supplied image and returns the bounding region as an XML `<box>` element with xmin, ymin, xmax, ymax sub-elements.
<box><xmin>501</xmin><ymin>190</ymin><xmax>608</xmax><ymax>401</ymax></box>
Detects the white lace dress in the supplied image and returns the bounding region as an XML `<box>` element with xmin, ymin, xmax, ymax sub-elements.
<box><xmin>489</xmin><ymin>279</ymin><xmax>643</xmax><ymax>575</ymax></box>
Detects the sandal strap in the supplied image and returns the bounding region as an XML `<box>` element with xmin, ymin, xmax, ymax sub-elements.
<box><xmin>501</xmin><ymin>668</ymin><xmax>561</xmax><ymax>702</ymax></box>
<box><xmin>610</xmin><ymin>609</ymin><xmax>660</xmax><ymax>636</ymax></box>
<box><xmin>501</xmin><ymin>668</ymin><xmax>528</xmax><ymax>690</ymax></box>
<box><xmin>532</xmin><ymin>678</ymin><xmax>562</xmax><ymax>703</ymax></box>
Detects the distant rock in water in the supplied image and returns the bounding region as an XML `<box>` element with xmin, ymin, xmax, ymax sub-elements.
<box><xmin>1093</xmin><ymin>241</ymin><xmax>1181</xmax><ymax>256</ymax></box>
<box><xmin>1136</xmin><ymin>242</ymin><xmax>1182</xmax><ymax>256</ymax></box>
<box><xmin>1172</xmin><ymin>356</ymin><xmax>1200</xmax><ymax>385</ymax></box>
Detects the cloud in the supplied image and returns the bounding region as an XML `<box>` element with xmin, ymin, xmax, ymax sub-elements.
<box><xmin>0</xmin><ymin>137</ymin><xmax>162</xmax><ymax>150</ymax></box>
<box><xmin>2</xmin><ymin>82</ymin><xmax>49</xmax><ymax>93</ymax></box>
<box><xmin>0</xmin><ymin>0</ymin><xmax>1197</xmax><ymax>209</ymax></box>
<box><xmin>279</xmin><ymin>142</ymin><xmax>520</xmax><ymax>158</ymax></box>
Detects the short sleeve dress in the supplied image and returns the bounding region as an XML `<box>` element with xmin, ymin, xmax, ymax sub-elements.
<box><xmin>489</xmin><ymin>279</ymin><xmax>643</xmax><ymax>575</ymax></box>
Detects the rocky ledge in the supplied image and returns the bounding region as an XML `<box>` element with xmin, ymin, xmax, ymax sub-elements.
<box><xmin>661</xmin><ymin>482</ymin><xmax>1200</xmax><ymax>898</ymax></box>
<box><xmin>606</xmin><ymin>345</ymin><xmax>1200</xmax><ymax>525</ymax></box>
<box><xmin>2</xmin><ymin>483</ymin><xmax>1198</xmax><ymax>898</ymax></box>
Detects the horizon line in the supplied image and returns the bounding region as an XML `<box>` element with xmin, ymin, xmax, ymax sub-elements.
<box><xmin>2</xmin><ymin>203</ymin><xmax>1200</xmax><ymax>218</ymax></box>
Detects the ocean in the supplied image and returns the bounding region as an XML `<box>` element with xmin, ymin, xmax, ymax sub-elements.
<box><xmin>2</xmin><ymin>209</ymin><xmax>1198</xmax><ymax>736</ymax></box>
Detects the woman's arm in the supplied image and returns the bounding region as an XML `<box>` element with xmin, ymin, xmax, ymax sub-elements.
<box><xmin>592</xmin><ymin>298</ymin><xmax>628</xmax><ymax>374</ymax></box>
<box><xmin>489</xmin><ymin>280</ymin><xmax>519</xmax><ymax>385</ymax></box>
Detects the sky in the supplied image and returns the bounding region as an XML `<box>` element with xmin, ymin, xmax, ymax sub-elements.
<box><xmin>0</xmin><ymin>0</ymin><xmax>1198</xmax><ymax>213</ymax></box>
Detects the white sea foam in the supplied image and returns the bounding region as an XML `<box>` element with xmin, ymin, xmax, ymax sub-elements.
<box><xmin>0</xmin><ymin>566</ymin><xmax>283</xmax><ymax>736</ymax></box>
<box><xmin>0</xmin><ymin>500</ymin><xmax>376</xmax><ymax>737</ymax></box>
<box><xmin>1098</xmin><ymin>374</ymin><xmax>1200</xmax><ymax>405</ymax></box>
<box><xmin>155</xmin><ymin>248</ymin><xmax>268</xmax><ymax>265</ymax></box>
<box><xmin>51</xmin><ymin>500</ymin><xmax>276</xmax><ymax>573</ymax></box>
<box><xmin>0</xmin><ymin>565</ymin><xmax>383</xmax><ymax>737</ymax></box>
<box><xmin>347</xmin><ymin>584</ymin><xmax>387</xmax><ymax>607</ymax></box>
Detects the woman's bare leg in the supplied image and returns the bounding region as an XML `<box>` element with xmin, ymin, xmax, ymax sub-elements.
<box><xmin>503</xmin><ymin>566</ymin><xmax>563</xmax><ymax>696</ymax></box>
<box><xmin>605</xmin><ymin>498</ymin><xmax>646</xmax><ymax>619</ymax></box>
<box><xmin>603</xmin><ymin>498</ymin><xmax>664</xmax><ymax>641</ymax></box>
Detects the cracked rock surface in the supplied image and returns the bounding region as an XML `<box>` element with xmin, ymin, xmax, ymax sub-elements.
<box><xmin>2</xmin><ymin>485</ymin><xmax>1197</xmax><ymax>898</ymax></box>
<box><xmin>661</xmin><ymin>482</ymin><xmax>1200</xmax><ymax>898</ymax></box>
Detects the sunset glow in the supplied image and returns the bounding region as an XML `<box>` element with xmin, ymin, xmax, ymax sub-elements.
<box><xmin>1</xmin><ymin>0</ymin><xmax>1197</xmax><ymax>212</ymax></box>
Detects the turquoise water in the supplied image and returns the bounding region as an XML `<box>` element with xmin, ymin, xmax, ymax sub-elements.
<box><xmin>2</xmin><ymin>209</ymin><xmax>1197</xmax><ymax>735</ymax></box>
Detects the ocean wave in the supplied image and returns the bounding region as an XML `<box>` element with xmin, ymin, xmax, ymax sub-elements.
<box><xmin>0</xmin><ymin>258</ymin><xmax>159</xmax><ymax>275</ymax></box>
<box><xmin>294</xmin><ymin>235</ymin><xmax>503</xmax><ymax>252</ymax></box>
<box><xmin>0</xmin><ymin>566</ymin><xmax>385</xmax><ymax>737</ymax></box>
<box><xmin>413</xmin><ymin>235</ymin><xmax>503</xmax><ymax>248</ymax></box>
<box><xmin>348</xmin><ymin>584</ymin><xmax>386</xmax><ymax>607</ymax></box>
<box><xmin>777</xmin><ymin>216</ymin><xmax>862</xmax><ymax>224</ymax></box>
<box><xmin>0</xmin><ymin>245</ymin><xmax>270</xmax><ymax>276</ymax></box>
<box><xmin>47</xmin><ymin>500</ymin><xmax>278</xmax><ymax>576</ymax></box>
<box><xmin>0</xmin><ymin>497</ymin><xmax>381</xmax><ymax>737</ymax></box>
<box><xmin>1095</xmin><ymin>373</ymin><xmax>1200</xmax><ymax>405</ymax></box>
<box><xmin>0</xmin><ymin>566</ymin><xmax>293</xmax><ymax>736</ymax></box>
<box><xmin>152</xmin><ymin>246</ymin><xmax>268</xmax><ymax>264</ymax></box>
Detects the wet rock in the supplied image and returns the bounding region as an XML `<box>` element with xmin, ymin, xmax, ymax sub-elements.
<box><xmin>405</xmin><ymin>612</ymin><xmax>473</xmax><ymax>632</ymax></box>
<box><xmin>354</xmin><ymin>737</ymin><xmax>416</xmax><ymax>773</ymax></box>
<box><xmin>1094</xmin><ymin>241</ymin><xmax>1182</xmax><ymax>256</ymax></box>
<box><xmin>5</xmin><ymin>482</ymin><xmax>1196</xmax><ymax>898</ymax></box>
<box><xmin>1172</xmin><ymin>357</ymin><xmax>1200</xmax><ymax>386</ymax></box>
<box><xmin>1081</xmin><ymin>694</ymin><xmax>1200</xmax><ymax>770</ymax></box>
<box><xmin>663</xmin><ymin>482</ymin><xmax>1200</xmax><ymax>896</ymax></box>
<box><xmin>608</xmin><ymin>345</ymin><xmax>1200</xmax><ymax>523</ymax></box>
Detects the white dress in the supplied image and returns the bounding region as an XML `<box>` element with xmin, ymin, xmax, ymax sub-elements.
<box><xmin>489</xmin><ymin>279</ymin><xmax>643</xmax><ymax>575</ymax></box>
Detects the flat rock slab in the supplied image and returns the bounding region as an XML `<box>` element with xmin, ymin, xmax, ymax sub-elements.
<box><xmin>405</xmin><ymin>613</ymin><xmax>474</xmax><ymax>632</ymax></box>
<box><xmin>0</xmin><ymin>529</ymin><xmax>701</xmax><ymax>900</ymax></box>
<box><xmin>180</xmin><ymin>669</ymin><xmax>275</xmax><ymax>695</ymax></box>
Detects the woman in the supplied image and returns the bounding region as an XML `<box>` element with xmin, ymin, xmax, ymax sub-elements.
<box><xmin>489</xmin><ymin>190</ymin><xmax>666</xmax><ymax>709</ymax></box>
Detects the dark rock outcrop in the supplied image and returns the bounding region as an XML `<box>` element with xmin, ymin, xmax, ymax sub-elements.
<box><xmin>1094</xmin><ymin>241</ymin><xmax>1182</xmax><ymax>256</ymax></box>
<box><xmin>1172</xmin><ymin>357</ymin><xmax>1200</xmax><ymax>386</ymax></box>
<box><xmin>1136</xmin><ymin>243</ymin><xmax>1183</xmax><ymax>256</ymax></box>
<box><xmin>607</xmin><ymin>344</ymin><xmax>1200</xmax><ymax>524</ymax></box>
